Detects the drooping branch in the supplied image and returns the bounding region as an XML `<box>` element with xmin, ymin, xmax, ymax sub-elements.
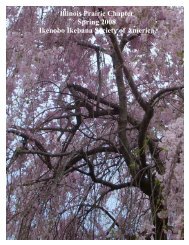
<box><xmin>7</xmin><ymin>128</ymin><xmax>53</xmax><ymax>170</ymax></box>
<box><xmin>12</xmin><ymin>149</ymin><xmax>72</xmax><ymax>158</ymax></box>
<box><xmin>83</xmin><ymin>204</ymin><xmax>120</xmax><ymax>228</ymax></box>
<box><xmin>150</xmin><ymin>85</ymin><xmax>184</xmax><ymax>106</ymax></box>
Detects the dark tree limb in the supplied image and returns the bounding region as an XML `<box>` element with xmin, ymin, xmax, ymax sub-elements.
<box><xmin>138</xmin><ymin>106</ymin><xmax>154</xmax><ymax>169</ymax></box>
<box><xmin>67</xmin><ymin>83</ymin><xmax>119</xmax><ymax>110</ymax></box>
<box><xmin>96</xmin><ymin>49</ymin><xmax>103</xmax><ymax>111</ymax></box>
<box><xmin>76</xmin><ymin>40</ymin><xmax>109</xmax><ymax>55</ymax></box>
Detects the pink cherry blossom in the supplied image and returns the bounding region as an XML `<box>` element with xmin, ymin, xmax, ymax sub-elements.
<box><xmin>6</xmin><ymin>6</ymin><xmax>183</xmax><ymax>240</ymax></box>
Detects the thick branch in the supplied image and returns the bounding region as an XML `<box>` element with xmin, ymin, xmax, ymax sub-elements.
<box><xmin>123</xmin><ymin>66</ymin><xmax>149</xmax><ymax>111</ymax></box>
<box><xmin>67</xmin><ymin>83</ymin><xmax>119</xmax><ymax>110</ymax></box>
<box><xmin>102</xmin><ymin>22</ymin><xmax>149</xmax><ymax>111</ymax></box>
<box><xmin>138</xmin><ymin>107</ymin><xmax>154</xmax><ymax>169</ymax></box>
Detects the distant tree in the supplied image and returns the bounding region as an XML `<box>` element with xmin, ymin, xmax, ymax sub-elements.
<box><xmin>6</xmin><ymin>6</ymin><xmax>184</xmax><ymax>240</ymax></box>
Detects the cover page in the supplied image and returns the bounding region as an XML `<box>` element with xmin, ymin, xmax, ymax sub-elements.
<box><xmin>6</xmin><ymin>5</ymin><xmax>184</xmax><ymax>240</ymax></box>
